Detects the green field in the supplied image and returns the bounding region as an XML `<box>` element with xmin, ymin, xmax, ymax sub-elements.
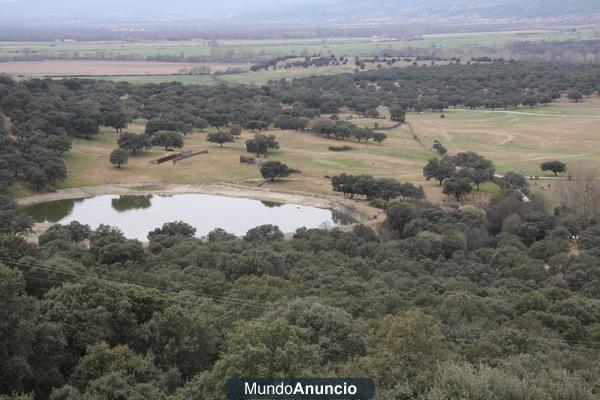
<box><xmin>92</xmin><ymin>64</ymin><xmax>357</xmax><ymax>85</ymax></box>
<box><xmin>95</xmin><ymin>74</ymin><xmax>218</xmax><ymax>85</ymax></box>
<box><xmin>1</xmin><ymin>29</ymin><xmax>597</xmax><ymax>60</ymax></box>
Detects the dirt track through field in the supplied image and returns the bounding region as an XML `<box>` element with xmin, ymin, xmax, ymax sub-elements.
<box><xmin>453</xmin><ymin>108</ymin><xmax>600</xmax><ymax>118</ymax></box>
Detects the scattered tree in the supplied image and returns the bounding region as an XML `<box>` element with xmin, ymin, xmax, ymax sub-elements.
<box><xmin>260</xmin><ymin>161</ymin><xmax>292</xmax><ymax>182</ymax></box>
<box><xmin>443</xmin><ymin>177</ymin><xmax>473</xmax><ymax>201</ymax></box>
<box><xmin>151</xmin><ymin>131</ymin><xmax>184</xmax><ymax>151</ymax></box>
<box><xmin>372</xmin><ymin>132</ymin><xmax>387</xmax><ymax>145</ymax></box>
<box><xmin>389</xmin><ymin>105</ymin><xmax>406</xmax><ymax>122</ymax></box>
<box><xmin>117</xmin><ymin>132</ymin><xmax>151</xmax><ymax>154</ymax></box>
<box><xmin>568</xmin><ymin>90</ymin><xmax>583</xmax><ymax>102</ymax></box>
<box><xmin>206</xmin><ymin>131</ymin><xmax>235</xmax><ymax>148</ymax></box>
<box><xmin>245</xmin><ymin>134</ymin><xmax>279</xmax><ymax>157</ymax></box>
<box><xmin>541</xmin><ymin>160</ymin><xmax>567</xmax><ymax>176</ymax></box>
<box><xmin>110</xmin><ymin>149</ymin><xmax>128</xmax><ymax>168</ymax></box>
<box><xmin>423</xmin><ymin>158</ymin><xmax>456</xmax><ymax>185</ymax></box>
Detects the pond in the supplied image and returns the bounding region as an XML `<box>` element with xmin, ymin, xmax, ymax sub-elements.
<box><xmin>22</xmin><ymin>194</ymin><xmax>355</xmax><ymax>240</ymax></box>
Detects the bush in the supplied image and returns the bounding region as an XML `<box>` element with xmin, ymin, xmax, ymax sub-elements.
<box><xmin>328</xmin><ymin>145</ymin><xmax>353</xmax><ymax>152</ymax></box>
<box><xmin>244</xmin><ymin>224</ymin><xmax>284</xmax><ymax>242</ymax></box>
<box><xmin>110</xmin><ymin>149</ymin><xmax>128</xmax><ymax>168</ymax></box>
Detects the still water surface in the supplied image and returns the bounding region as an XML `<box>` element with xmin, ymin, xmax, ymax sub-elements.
<box><xmin>22</xmin><ymin>194</ymin><xmax>354</xmax><ymax>240</ymax></box>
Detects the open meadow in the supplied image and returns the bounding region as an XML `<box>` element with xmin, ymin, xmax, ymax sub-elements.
<box><xmin>34</xmin><ymin>96</ymin><xmax>599</xmax><ymax>208</ymax></box>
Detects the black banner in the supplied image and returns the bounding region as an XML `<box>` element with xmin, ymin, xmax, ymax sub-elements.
<box><xmin>224</xmin><ymin>378</ymin><xmax>376</xmax><ymax>400</ymax></box>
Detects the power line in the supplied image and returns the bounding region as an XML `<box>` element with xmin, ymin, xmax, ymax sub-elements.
<box><xmin>0</xmin><ymin>257</ymin><xmax>270</xmax><ymax>310</ymax></box>
<box><xmin>3</xmin><ymin>257</ymin><xmax>600</xmax><ymax>349</ymax></box>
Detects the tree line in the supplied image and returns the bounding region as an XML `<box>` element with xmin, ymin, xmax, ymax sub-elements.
<box><xmin>332</xmin><ymin>174</ymin><xmax>425</xmax><ymax>201</ymax></box>
<box><xmin>422</xmin><ymin>151</ymin><xmax>497</xmax><ymax>201</ymax></box>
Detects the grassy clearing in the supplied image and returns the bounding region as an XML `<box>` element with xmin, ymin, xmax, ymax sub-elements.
<box><xmin>52</xmin><ymin>97</ymin><xmax>600</xmax><ymax>205</ymax></box>
<box><xmin>412</xmin><ymin>97</ymin><xmax>600</xmax><ymax>177</ymax></box>
<box><xmin>58</xmin><ymin>120</ymin><xmax>433</xmax><ymax>196</ymax></box>
<box><xmin>479</xmin><ymin>182</ymin><xmax>502</xmax><ymax>196</ymax></box>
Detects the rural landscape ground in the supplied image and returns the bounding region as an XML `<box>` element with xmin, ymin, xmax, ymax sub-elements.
<box><xmin>2</xmin><ymin>28</ymin><xmax>598</xmax><ymax>84</ymax></box>
<box><xmin>3</xmin><ymin>2</ymin><xmax>600</xmax><ymax>397</ymax></box>
<box><xmin>9</xmin><ymin>95</ymin><xmax>595</xmax><ymax>212</ymax></box>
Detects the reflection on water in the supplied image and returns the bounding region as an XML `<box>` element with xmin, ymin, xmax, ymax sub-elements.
<box><xmin>23</xmin><ymin>198</ymin><xmax>84</xmax><ymax>223</ymax></box>
<box><xmin>260</xmin><ymin>200</ymin><xmax>284</xmax><ymax>208</ymax></box>
<box><xmin>22</xmin><ymin>194</ymin><xmax>353</xmax><ymax>240</ymax></box>
<box><xmin>331</xmin><ymin>209</ymin><xmax>358</xmax><ymax>225</ymax></box>
<box><xmin>111</xmin><ymin>195</ymin><xmax>153</xmax><ymax>212</ymax></box>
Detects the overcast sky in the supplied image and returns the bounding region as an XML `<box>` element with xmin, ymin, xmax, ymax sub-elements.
<box><xmin>0</xmin><ymin>0</ymin><xmax>320</xmax><ymax>16</ymax></box>
<box><xmin>0</xmin><ymin>0</ymin><xmax>597</xmax><ymax>25</ymax></box>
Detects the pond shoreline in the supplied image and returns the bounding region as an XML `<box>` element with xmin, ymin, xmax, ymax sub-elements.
<box><xmin>17</xmin><ymin>182</ymin><xmax>384</xmax><ymax>235</ymax></box>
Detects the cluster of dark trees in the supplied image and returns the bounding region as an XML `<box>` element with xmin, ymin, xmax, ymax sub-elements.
<box><xmin>251</xmin><ymin>54</ymin><xmax>350</xmax><ymax>71</ymax></box>
<box><xmin>0</xmin><ymin>76</ymin><xmax>139</xmax><ymax>191</ymax></box>
<box><xmin>332</xmin><ymin>173</ymin><xmax>425</xmax><ymax>201</ymax></box>
<box><xmin>116</xmin><ymin>132</ymin><xmax>152</xmax><ymax>154</ymax></box>
<box><xmin>310</xmin><ymin>119</ymin><xmax>387</xmax><ymax>144</ymax></box>
<box><xmin>268</xmin><ymin>62</ymin><xmax>600</xmax><ymax>113</ymax></box>
<box><xmin>112</xmin><ymin>130</ymin><xmax>184</xmax><ymax>168</ymax></box>
<box><xmin>423</xmin><ymin>151</ymin><xmax>497</xmax><ymax>201</ymax></box>
<box><xmin>245</xmin><ymin>133</ymin><xmax>279</xmax><ymax>157</ymax></box>
<box><xmin>251</xmin><ymin>54</ymin><xmax>410</xmax><ymax>73</ymax></box>
<box><xmin>0</xmin><ymin>81</ymin><xmax>75</xmax><ymax>192</ymax></box>
<box><xmin>2</xmin><ymin>175</ymin><xmax>600</xmax><ymax>399</ymax></box>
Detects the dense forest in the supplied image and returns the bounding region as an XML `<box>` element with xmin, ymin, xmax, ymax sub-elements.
<box><xmin>1</xmin><ymin>62</ymin><xmax>599</xmax><ymax>194</ymax></box>
<box><xmin>1</xmin><ymin>62</ymin><xmax>600</xmax><ymax>399</ymax></box>
<box><xmin>2</xmin><ymin>178</ymin><xmax>600</xmax><ymax>399</ymax></box>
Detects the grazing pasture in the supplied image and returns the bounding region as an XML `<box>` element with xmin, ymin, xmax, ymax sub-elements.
<box><xmin>47</xmin><ymin>97</ymin><xmax>600</xmax><ymax>207</ymax></box>
<box><xmin>412</xmin><ymin>97</ymin><xmax>600</xmax><ymax>176</ymax></box>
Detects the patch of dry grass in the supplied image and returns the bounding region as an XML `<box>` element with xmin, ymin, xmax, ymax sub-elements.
<box><xmin>58</xmin><ymin>98</ymin><xmax>600</xmax><ymax>205</ymax></box>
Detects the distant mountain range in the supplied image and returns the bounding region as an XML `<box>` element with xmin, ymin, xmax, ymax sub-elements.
<box><xmin>0</xmin><ymin>0</ymin><xmax>599</xmax><ymax>26</ymax></box>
